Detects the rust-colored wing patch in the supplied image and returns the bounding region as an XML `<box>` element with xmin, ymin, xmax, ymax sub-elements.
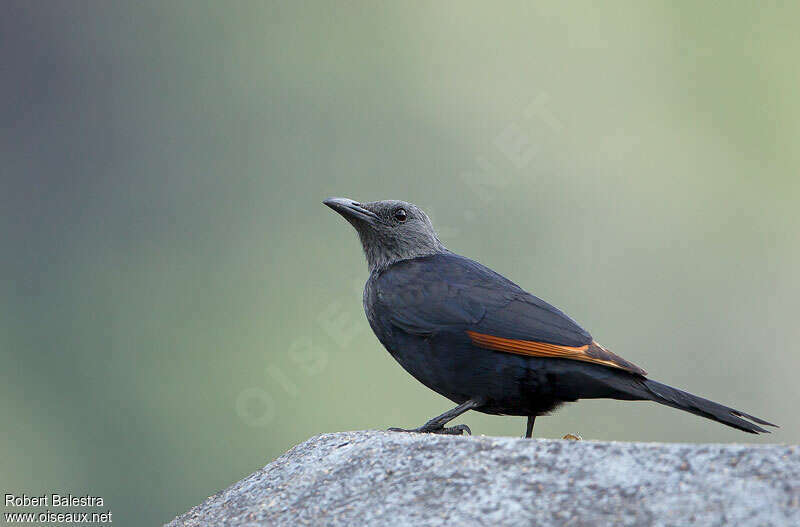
<box><xmin>466</xmin><ymin>331</ymin><xmax>647</xmax><ymax>376</ymax></box>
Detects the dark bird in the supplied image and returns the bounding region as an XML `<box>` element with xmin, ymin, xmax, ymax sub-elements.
<box><xmin>323</xmin><ymin>197</ymin><xmax>777</xmax><ymax>437</ymax></box>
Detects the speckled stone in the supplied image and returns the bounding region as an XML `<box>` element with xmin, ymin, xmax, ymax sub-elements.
<box><xmin>166</xmin><ymin>431</ymin><xmax>799</xmax><ymax>527</ymax></box>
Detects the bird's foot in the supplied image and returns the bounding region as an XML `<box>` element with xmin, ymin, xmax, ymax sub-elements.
<box><xmin>388</xmin><ymin>423</ymin><xmax>471</xmax><ymax>436</ymax></box>
<box><xmin>561</xmin><ymin>433</ymin><xmax>582</xmax><ymax>441</ymax></box>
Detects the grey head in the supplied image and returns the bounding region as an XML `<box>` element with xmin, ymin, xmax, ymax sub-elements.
<box><xmin>323</xmin><ymin>197</ymin><xmax>446</xmax><ymax>272</ymax></box>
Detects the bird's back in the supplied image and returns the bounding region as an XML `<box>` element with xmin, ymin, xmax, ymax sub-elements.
<box><xmin>365</xmin><ymin>251</ymin><xmax>592</xmax><ymax>347</ymax></box>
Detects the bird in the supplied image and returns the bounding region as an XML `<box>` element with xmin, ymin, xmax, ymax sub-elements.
<box><xmin>323</xmin><ymin>197</ymin><xmax>777</xmax><ymax>438</ymax></box>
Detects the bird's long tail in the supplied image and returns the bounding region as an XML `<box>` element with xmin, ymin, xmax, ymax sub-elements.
<box><xmin>633</xmin><ymin>378</ymin><xmax>777</xmax><ymax>434</ymax></box>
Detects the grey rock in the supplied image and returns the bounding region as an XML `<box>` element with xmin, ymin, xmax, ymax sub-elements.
<box><xmin>166</xmin><ymin>431</ymin><xmax>800</xmax><ymax>527</ymax></box>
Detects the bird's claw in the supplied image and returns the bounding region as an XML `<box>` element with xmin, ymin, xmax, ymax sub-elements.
<box><xmin>437</xmin><ymin>424</ymin><xmax>471</xmax><ymax>435</ymax></box>
<box><xmin>388</xmin><ymin>423</ymin><xmax>472</xmax><ymax>436</ymax></box>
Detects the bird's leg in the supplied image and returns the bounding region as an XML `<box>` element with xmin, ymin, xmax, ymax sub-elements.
<box><xmin>388</xmin><ymin>399</ymin><xmax>481</xmax><ymax>436</ymax></box>
<box><xmin>525</xmin><ymin>416</ymin><xmax>535</xmax><ymax>438</ymax></box>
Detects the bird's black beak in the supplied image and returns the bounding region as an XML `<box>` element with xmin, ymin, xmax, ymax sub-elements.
<box><xmin>323</xmin><ymin>197</ymin><xmax>382</xmax><ymax>227</ymax></box>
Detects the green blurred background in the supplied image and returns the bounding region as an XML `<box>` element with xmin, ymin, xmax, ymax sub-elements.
<box><xmin>2</xmin><ymin>1</ymin><xmax>798</xmax><ymax>524</ymax></box>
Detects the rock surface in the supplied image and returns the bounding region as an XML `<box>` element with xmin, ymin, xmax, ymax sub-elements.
<box><xmin>167</xmin><ymin>431</ymin><xmax>799</xmax><ymax>527</ymax></box>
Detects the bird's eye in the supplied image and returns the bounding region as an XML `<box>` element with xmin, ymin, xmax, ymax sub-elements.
<box><xmin>394</xmin><ymin>208</ymin><xmax>407</xmax><ymax>222</ymax></box>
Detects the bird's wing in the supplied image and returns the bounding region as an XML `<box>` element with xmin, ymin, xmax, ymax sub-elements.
<box><xmin>376</xmin><ymin>252</ymin><xmax>647</xmax><ymax>376</ymax></box>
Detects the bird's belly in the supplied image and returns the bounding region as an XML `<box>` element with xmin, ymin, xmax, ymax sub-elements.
<box><xmin>385</xmin><ymin>329</ymin><xmax>568</xmax><ymax>416</ymax></box>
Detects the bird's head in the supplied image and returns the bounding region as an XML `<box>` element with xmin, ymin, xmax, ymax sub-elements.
<box><xmin>324</xmin><ymin>197</ymin><xmax>446</xmax><ymax>272</ymax></box>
